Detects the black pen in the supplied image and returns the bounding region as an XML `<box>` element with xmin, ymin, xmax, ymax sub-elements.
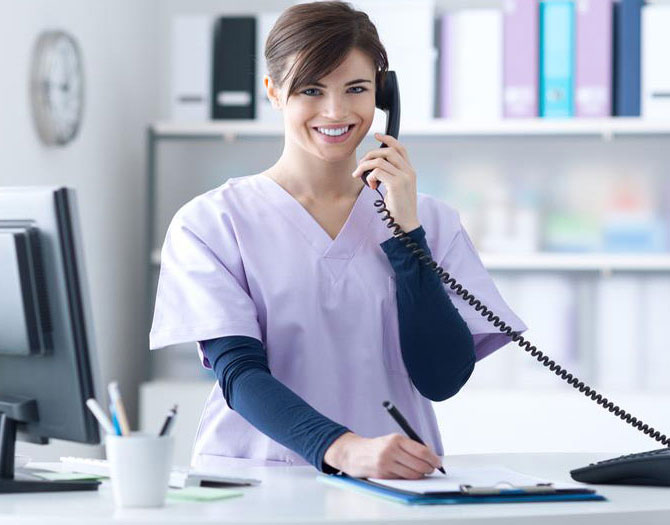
<box><xmin>383</xmin><ymin>400</ymin><xmax>446</xmax><ymax>475</ymax></box>
<box><xmin>158</xmin><ymin>404</ymin><xmax>178</xmax><ymax>437</ymax></box>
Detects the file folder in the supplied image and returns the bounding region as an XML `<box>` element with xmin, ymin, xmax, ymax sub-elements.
<box><xmin>211</xmin><ymin>17</ymin><xmax>256</xmax><ymax>119</ymax></box>
<box><xmin>318</xmin><ymin>465</ymin><xmax>605</xmax><ymax>505</ymax></box>
<box><xmin>539</xmin><ymin>0</ymin><xmax>575</xmax><ymax>118</ymax></box>
<box><xmin>613</xmin><ymin>0</ymin><xmax>642</xmax><ymax>116</ymax></box>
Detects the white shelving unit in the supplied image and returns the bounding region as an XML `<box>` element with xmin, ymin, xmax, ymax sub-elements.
<box><xmin>145</xmin><ymin>117</ymin><xmax>670</xmax><ymax>388</ymax></box>
<box><xmin>152</xmin><ymin>117</ymin><xmax>670</xmax><ymax>140</ymax></box>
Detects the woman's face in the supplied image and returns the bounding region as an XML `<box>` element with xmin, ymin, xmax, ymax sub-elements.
<box><xmin>267</xmin><ymin>48</ymin><xmax>376</xmax><ymax>164</ymax></box>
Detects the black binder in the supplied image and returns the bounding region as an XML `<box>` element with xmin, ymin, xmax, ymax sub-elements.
<box><xmin>211</xmin><ymin>17</ymin><xmax>256</xmax><ymax>119</ymax></box>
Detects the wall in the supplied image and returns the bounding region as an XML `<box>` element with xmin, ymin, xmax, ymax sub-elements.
<box><xmin>0</xmin><ymin>0</ymin><xmax>161</xmax><ymax>459</ymax></box>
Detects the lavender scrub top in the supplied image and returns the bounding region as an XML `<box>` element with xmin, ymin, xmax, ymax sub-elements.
<box><xmin>149</xmin><ymin>174</ymin><xmax>527</xmax><ymax>469</ymax></box>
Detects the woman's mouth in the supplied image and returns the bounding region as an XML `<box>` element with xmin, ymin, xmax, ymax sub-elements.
<box><xmin>312</xmin><ymin>124</ymin><xmax>355</xmax><ymax>144</ymax></box>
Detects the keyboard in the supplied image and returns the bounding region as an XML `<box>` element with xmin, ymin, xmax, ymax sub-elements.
<box><xmin>59</xmin><ymin>456</ymin><xmax>261</xmax><ymax>489</ymax></box>
<box><xmin>570</xmin><ymin>448</ymin><xmax>670</xmax><ymax>486</ymax></box>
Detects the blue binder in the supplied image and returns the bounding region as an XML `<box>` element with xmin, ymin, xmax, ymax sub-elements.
<box><xmin>613</xmin><ymin>0</ymin><xmax>642</xmax><ymax>116</ymax></box>
<box><xmin>319</xmin><ymin>474</ymin><xmax>605</xmax><ymax>505</ymax></box>
<box><xmin>539</xmin><ymin>0</ymin><xmax>575</xmax><ymax>118</ymax></box>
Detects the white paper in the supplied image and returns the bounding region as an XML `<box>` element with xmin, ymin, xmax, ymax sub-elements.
<box><xmin>368</xmin><ymin>465</ymin><xmax>582</xmax><ymax>494</ymax></box>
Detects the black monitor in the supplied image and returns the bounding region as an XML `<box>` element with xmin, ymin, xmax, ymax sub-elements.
<box><xmin>0</xmin><ymin>187</ymin><xmax>102</xmax><ymax>493</ymax></box>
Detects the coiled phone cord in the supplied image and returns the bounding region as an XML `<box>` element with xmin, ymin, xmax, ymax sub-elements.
<box><xmin>372</xmin><ymin>186</ymin><xmax>670</xmax><ymax>448</ymax></box>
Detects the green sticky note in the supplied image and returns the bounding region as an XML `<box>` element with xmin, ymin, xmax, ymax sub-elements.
<box><xmin>34</xmin><ymin>472</ymin><xmax>107</xmax><ymax>482</ymax></box>
<box><xmin>166</xmin><ymin>487</ymin><xmax>243</xmax><ymax>502</ymax></box>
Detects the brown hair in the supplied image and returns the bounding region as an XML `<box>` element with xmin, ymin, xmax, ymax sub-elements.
<box><xmin>265</xmin><ymin>1</ymin><xmax>388</xmax><ymax>100</ymax></box>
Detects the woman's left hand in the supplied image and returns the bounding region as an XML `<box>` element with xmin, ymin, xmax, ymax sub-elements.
<box><xmin>351</xmin><ymin>133</ymin><xmax>421</xmax><ymax>234</ymax></box>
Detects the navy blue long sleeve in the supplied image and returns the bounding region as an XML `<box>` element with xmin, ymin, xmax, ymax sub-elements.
<box><xmin>200</xmin><ymin>335</ymin><xmax>349</xmax><ymax>473</ymax></box>
<box><xmin>200</xmin><ymin>225</ymin><xmax>476</xmax><ymax>472</ymax></box>
<box><xmin>380</xmin><ymin>226</ymin><xmax>476</xmax><ymax>401</ymax></box>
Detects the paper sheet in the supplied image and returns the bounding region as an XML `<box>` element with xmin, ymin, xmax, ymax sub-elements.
<box><xmin>368</xmin><ymin>465</ymin><xmax>582</xmax><ymax>494</ymax></box>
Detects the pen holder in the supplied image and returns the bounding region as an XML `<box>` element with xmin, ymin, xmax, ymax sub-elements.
<box><xmin>105</xmin><ymin>432</ymin><xmax>174</xmax><ymax>508</ymax></box>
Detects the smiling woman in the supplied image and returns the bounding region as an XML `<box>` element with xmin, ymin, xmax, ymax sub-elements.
<box><xmin>149</xmin><ymin>1</ymin><xmax>526</xmax><ymax>481</ymax></box>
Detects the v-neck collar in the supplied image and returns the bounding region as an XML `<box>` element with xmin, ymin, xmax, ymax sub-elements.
<box><xmin>252</xmin><ymin>174</ymin><xmax>382</xmax><ymax>261</ymax></box>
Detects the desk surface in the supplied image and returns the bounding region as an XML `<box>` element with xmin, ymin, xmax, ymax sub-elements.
<box><xmin>2</xmin><ymin>452</ymin><xmax>669</xmax><ymax>524</ymax></box>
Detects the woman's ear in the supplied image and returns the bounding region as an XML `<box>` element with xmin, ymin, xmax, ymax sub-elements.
<box><xmin>264</xmin><ymin>75</ymin><xmax>283</xmax><ymax>110</ymax></box>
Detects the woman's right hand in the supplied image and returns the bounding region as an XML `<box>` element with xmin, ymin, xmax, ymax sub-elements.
<box><xmin>323</xmin><ymin>431</ymin><xmax>442</xmax><ymax>479</ymax></box>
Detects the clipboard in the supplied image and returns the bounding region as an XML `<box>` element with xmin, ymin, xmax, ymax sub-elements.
<box><xmin>318</xmin><ymin>466</ymin><xmax>606</xmax><ymax>505</ymax></box>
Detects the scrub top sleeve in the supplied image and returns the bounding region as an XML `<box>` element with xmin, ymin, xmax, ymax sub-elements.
<box><xmin>437</xmin><ymin>221</ymin><xmax>527</xmax><ymax>362</ymax></box>
<box><xmin>149</xmin><ymin>216</ymin><xmax>262</xmax><ymax>368</ymax></box>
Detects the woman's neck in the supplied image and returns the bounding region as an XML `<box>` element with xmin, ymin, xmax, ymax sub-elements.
<box><xmin>268</xmin><ymin>144</ymin><xmax>364</xmax><ymax>202</ymax></box>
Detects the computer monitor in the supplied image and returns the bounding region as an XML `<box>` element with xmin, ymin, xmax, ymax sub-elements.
<box><xmin>0</xmin><ymin>186</ymin><xmax>103</xmax><ymax>493</ymax></box>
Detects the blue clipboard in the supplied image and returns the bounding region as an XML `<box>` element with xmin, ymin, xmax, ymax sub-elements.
<box><xmin>319</xmin><ymin>474</ymin><xmax>606</xmax><ymax>505</ymax></box>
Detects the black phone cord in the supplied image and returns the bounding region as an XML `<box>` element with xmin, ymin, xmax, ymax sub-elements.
<box><xmin>373</xmin><ymin>187</ymin><xmax>670</xmax><ymax>447</ymax></box>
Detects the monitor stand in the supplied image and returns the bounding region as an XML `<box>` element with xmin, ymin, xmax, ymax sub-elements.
<box><xmin>0</xmin><ymin>398</ymin><xmax>99</xmax><ymax>493</ymax></box>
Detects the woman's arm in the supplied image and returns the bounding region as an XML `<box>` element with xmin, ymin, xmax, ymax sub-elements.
<box><xmin>201</xmin><ymin>336</ymin><xmax>442</xmax><ymax>478</ymax></box>
<box><xmin>201</xmin><ymin>335</ymin><xmax>349</xmax><ymax>473</ymax></box>
<box><xmin>380</xmin><ymin>225</ymin><xmax>476</xmax><ymax>401</ymax></box>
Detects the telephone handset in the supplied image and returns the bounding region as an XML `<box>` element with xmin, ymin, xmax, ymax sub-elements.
<box><xmin>361</xmin><ymin>71</ymin><xmax>400</xmax><ymax>187</ymax></box>
<box><xmin>365</xmin><ymin>71</ymin><xmax>670</xmax><ymax>482</ymax></box>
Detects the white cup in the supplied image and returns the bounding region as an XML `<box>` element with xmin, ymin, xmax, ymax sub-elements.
<box><xmin>105</xmin><ymin>432</ymin><xmax>174</xmax><ymax>508</ymax></box>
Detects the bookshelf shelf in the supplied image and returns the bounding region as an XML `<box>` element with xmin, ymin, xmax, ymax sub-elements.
<box><xmin>151</xmin><ymin>117</ymin><xmax>670</xmax><ymax>140</ymax></box>
<box><xmin>150</xmin><ymin>249</ymin><xmax>670</xmax><ymax>273</ymax></box>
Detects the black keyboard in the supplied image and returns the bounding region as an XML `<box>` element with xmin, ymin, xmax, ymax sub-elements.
<box><xmin>570</xmin><ymin>448</ymin><xmax>670</xmax><ymax>486</ymax></box>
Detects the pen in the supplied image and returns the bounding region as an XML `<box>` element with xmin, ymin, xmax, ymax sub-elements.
<box><xmin>158</xmin><ymin>404</ymin><xmax>178</xmax><ymax>437</ymax></box>
<box><xmin>383</xmin><ymin>400</ymin><xmax>446</xmax><ymax>475</ymax></box>
<box><xmin>108</xmin><ymin>381</ymin><xmax>130</xmax><ymax>436</ymax></box>
<box><xmin>85</xmin><ymin>398</ymin><xmax>116</xmax><ymax>435</ymax></box>
<box><xmin>109</xmin><ymin>402</ymin><xmax>122</xmax><ymax>436</ymax></box>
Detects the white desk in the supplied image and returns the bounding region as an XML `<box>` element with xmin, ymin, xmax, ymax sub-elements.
<box><xmin>2</xmin><ymin>453</ymin><xmax>669</xmax><ymax>524</ymax></box>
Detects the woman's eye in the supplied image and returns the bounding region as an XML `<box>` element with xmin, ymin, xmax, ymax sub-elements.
<box><xmin>349</xmin><ymin>86</ymin><xmax>367</xmax><ymax>94</ymax></box>
<box><xmin>301</xmin><ymin>88</ymin><xmax>321</xmax><ymax>96</ymax></box>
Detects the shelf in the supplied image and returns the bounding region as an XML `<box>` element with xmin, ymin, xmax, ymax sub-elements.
<box><xmin>151</xmin><ymin>249</ymin><xmax>670</xmax><ymax>273</ymax></box>
<box><xmin>151</xmin><ymin>117</ymin><xmax>670</xmax><ymax>140</ymax></box>
<box><xmin>480</xmin><ymin>253</ymin><xmax>670</xmax><ymax>272</ymax></box>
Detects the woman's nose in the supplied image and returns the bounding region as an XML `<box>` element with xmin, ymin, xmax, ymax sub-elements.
<box><xmin>320</xmin><ymin>94</ymin><xmax>349</xmax><ymax>120</ymax></box>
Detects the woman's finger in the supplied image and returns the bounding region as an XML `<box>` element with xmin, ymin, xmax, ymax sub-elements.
<box><xmin>393</xmin><ymin>446</ymin><xmax>435</xmax><ymax>476</ymax></box>
<box><xmin>388</xmin><ymin>460</ymin><xmax>427</xmax><ymax>480</ymax></box>
<box><xmin>352</xmin><ymin>157</ymin><xmax>402</xmax><ymax>180</ymax></box>
<box><xmin>359</xmin><ymin>147</ymin><xmax>407</xmax><ymax>171</ymax></box>
<box><xmin>374</xmin><ymin>132</ymin><xmax>409</xmax><ymax>161</ymax></box>
<box><xmin>398</xmin><ymin>438</ymin><xmax>442</xmax><ymax>470</ymax></box>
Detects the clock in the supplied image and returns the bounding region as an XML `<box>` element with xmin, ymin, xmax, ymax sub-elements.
<box><xmin>30</xmin><ymin>30</ymin><xmax>84</xmax><ymax>146</ymax></box>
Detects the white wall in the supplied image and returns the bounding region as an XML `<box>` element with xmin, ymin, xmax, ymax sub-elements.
<box><xmin>0</xmin><ymin>0</ymin><xmax>161</xmax><ymax>459</ymax></box>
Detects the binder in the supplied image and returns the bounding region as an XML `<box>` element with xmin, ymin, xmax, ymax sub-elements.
<box><xmin>575</xmin><ymin>0</ymin><xmax>613</xmax><ymax>117</ymax></box>
<box><xmin>613</xmin><ymin>0</ymin><xmax>642</xmax><ymax>116</ymax></box>
<box><xmin>170</xmin><ymin>15</ymin><xmax>213</xmax><ymax>121</ymax></box>
<box><xmin>539</xmin><ymin>0</ymin><xmax>575</xmax><ymax>118</ymax></box>
<box><xmin>441</xmin><ymin>9</ymin><xmax>503</xmax><ymax>120</ymax></box>
<box><xmin>319</xmin><ymin>465</ymin><xmax>605</xmax><ymax>505</ymax></box>
<box><xmin>503</xmin><ymin>0</ymin><xmax>539</xmax><ymax>118</ymax></box>
<box><xmin>641</xmin><ymin>4</ymin><xmax>670</xmax><ymax>119</ymax></box>
<box><xmin>211</xmin><ymin>17</ymin><xmax>256</xmax><ymax>119</ymax></box>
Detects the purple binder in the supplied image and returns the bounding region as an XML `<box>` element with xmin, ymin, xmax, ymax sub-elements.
<box><xmin>575</xmin><ymin>0</ymin><xmax>612</xmax><ymax>117</ymax></box>
<box><xmin>503</xmin><ymin>0</ymin><xmax>538</xmax><ymax>118</ymax></box>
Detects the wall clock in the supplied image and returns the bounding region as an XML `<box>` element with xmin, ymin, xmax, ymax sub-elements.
<box><xmin>30</xmin><ymin>30</ymin><xmax>84</xmax><ymax>146</ymax></box>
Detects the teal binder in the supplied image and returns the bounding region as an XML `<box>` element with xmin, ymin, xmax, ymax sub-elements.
<box><xmin>540</xmin><ymin>0</ymin><xmax>575</xmax><ymax>117</ymax></box>
<box><xmin>319</xmin><ymin>474</ymin><xmax>605</xmax><ymax>505</ymax></box>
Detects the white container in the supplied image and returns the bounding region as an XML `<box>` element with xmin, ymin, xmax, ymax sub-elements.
<box><xmin>106</xmin><ymin>433</ymin><xmax>174</xmax><ymax>508</ymax></box>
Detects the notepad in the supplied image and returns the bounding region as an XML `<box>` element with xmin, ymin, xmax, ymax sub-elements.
<box><xmin>166</xmin><ymin>487</ymin><xmax>243</xmax><ymax>502</ymax></box>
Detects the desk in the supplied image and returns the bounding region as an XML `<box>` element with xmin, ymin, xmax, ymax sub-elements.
<box><xmin>2</xmin><ymin>453</ymin><xmax>669</xmax><ymax>524</ymax></box>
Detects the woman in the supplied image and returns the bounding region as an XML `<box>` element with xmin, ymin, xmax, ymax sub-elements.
<box><xmin>150</xmin><ymin>1</ymin><xmax>526</xmax><ymax>479</ymax></box>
